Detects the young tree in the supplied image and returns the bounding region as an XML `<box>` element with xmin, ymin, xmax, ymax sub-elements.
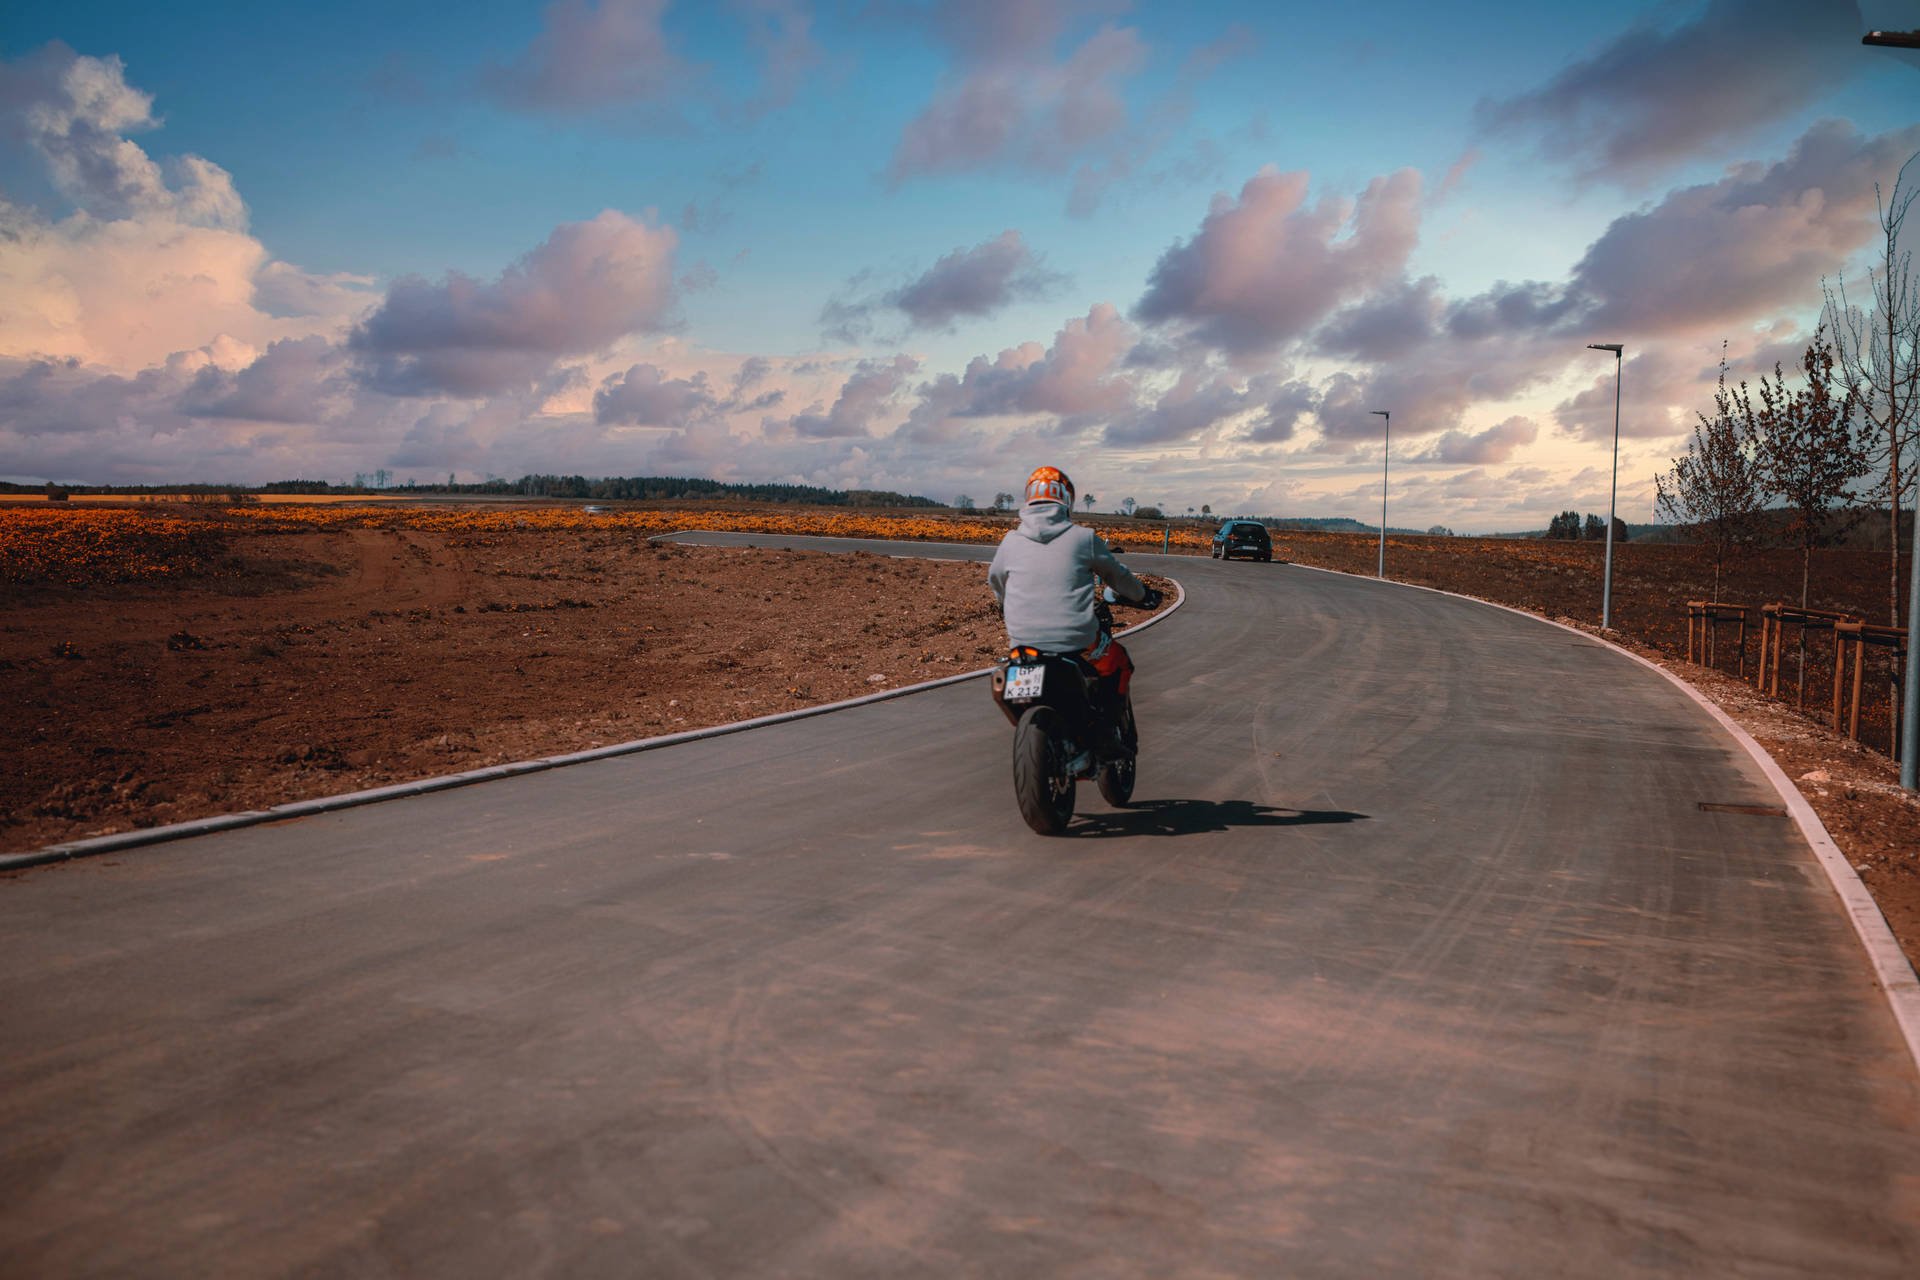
<box><xmin>992</xmin><ymin>491</ymin><xmax>1015</xmax><ymax>511</ymax></box>
<box><xmin>954</xmin><ymin>494</ymin><xmax>975</xmax><ymax>510</ymax></box>
<box><xmin>1121</xmin><ymin>497</ymin><xmax>1136</xmax><ymax>516</ymax></box>
<box><xmin>1200</xmin><ymin>503</ymin><xmax>1211</xmax><ymax>519</ymax></box>
<box><xmin>1082</xmin><ymin>492</ymin><xmax>1095</xmax><ymax>512</ymax></box>
<box><xmin>1745</xmin><ymin>325</ymin><xmax>1871</xmax><ymax>607</ymax></box>
<box><xmin>1583</xmin><ymin>513</ymin><xmax>1605</xmax><ymax>540</ymax></box>
<box><xmin>1824</xmin><ymin>152</ymin><xmax>1920</xmax><ymax>625</ymax></box>
<box><xmin>1654</xmin><ymin>347</ymin><xmax>1767</xmax><ymax>601</ymax></box>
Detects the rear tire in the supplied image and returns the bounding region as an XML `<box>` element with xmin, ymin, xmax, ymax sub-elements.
<box><xmin>1013</xmin><ymin>706</ymin><xmax>1076</xmax><ymax>835</ymax></box>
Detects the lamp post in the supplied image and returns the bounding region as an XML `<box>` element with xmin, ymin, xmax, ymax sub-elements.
<box><xmin>1861</xmin><ymin>29</ymin><xmax>1919</xmax><ymax>788</ymax></box>
<box><xmin>1371</xmin><ymin>410</ymin><xmax>1389</xmax><ymax>578</ymax></box>
<box><xmin>1587</xmin><ymin>344</ymin><xmax>1623</xmax><ymax>629</ymax></box>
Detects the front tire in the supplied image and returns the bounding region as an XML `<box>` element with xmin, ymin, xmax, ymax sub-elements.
<box><xmin>1013</xmin><ymin>706</ymin><xmax>1076</xmax><ymax>835</ymax></box>
<box><xmin>1096</xmin><ymin>697</ymin><xmax>1137</xmax><ymax>807</ymax></box>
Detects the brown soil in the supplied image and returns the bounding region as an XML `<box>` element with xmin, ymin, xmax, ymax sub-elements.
<box><xmin>2</xmin><ymin>522</ymin><xmax>1163</xmax><ymax>856</ymax></box>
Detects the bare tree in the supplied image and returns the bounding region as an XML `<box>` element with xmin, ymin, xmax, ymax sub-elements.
<box><xmin>1824</xmin><ymin>152</ymin><xmax>1920</xmax><ymax>625</ymax></box>
<box><xmin>1654</xmin><ymin>346</ymin><xmax>1767</xmax><ymax>601</ymax></box>
<box><xmin>1746</xmin><ymin>325</ymin><xmax>1871</xmax><ymax>607</ymax></box>
<box><xmin>1082</xmin><ymin>492</ymin><xmax>1095</xmax><ymax>512</ymax></box>
<box><xmin>1121</xmin><ymin>496</ymin><xmax>1136</xmax><ymax>516</ymax></box>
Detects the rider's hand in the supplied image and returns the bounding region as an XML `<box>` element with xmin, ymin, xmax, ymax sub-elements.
<box><xmin>1137</xmin><ymin>586</ymin><xmax>1164</xmax><ymax>610</ymax></box>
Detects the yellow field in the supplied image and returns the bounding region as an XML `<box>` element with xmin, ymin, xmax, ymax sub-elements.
<box><xmin>0</xmin><ymin>502</ymin><xmax>1220</xmax><ymax>585</ymax></box>
<box><xmin>0</xmin><ymin>507</ymin><xmax>236</xmax><ymax>584</ymax></box>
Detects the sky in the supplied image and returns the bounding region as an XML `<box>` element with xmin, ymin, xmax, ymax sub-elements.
<box><xmin>1</xmin><ymin>0</ymin><xmax>1916</xmax><ymax>531</ymax></box>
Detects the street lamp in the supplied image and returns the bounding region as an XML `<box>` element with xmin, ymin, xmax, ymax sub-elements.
<box><xmin>1865</xmin><ymin>30</ymin><xmax>1920</xmax><ymax>786</ymax></box>
<box><xmin>1587</xmin><ymin>343</ymin><xmax>1623</xmax><ymax>629</ymax></box>
<box><xmin>1371</xmin><ymin>410</ymin><xmax>1389</xmax><ymax>578</ymax></box>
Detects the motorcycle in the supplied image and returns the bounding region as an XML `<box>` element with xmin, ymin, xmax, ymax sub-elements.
<box><xmin>990</xmin><ymin>578</ymin><xmax>1157</xmax><ymax>835</ymax></box>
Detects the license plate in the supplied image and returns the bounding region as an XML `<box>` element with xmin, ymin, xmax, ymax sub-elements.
<box><xmin>1004</xmin><ymin>664</ymin><xmax>1045</xmax><ymax>700</ymax></box>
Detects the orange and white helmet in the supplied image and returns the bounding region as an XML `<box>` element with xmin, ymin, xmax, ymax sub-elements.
<box><xmin>1024</xmin><ymin>465</ymin><xmax>1074</xmax><ymax>506</ymax></box>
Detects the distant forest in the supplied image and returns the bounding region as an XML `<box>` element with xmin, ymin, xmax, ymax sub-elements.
<box><xmin>6</xmin><ymin>474</ymin><xmax>942</xmax><ymax>508</ymax></box>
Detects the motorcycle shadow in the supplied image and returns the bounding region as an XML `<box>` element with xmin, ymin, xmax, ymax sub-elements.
<box><xmin>1067</xmin><ymin>799</ymin><xmax>1368</xmax><ymax>838</ymax></box>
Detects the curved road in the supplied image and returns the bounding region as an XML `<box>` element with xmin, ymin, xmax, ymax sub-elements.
<box><xmin>3</xmin><ymin>540</ymin><xmax>1917</xmax><ymax>1277</ymax></box>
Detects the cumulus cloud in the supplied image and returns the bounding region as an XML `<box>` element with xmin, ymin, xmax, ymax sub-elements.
<box><xmin>889</xmin><ymin>230</ymin><xmax>1064</xmax><ymax>329</ymax></box>
<box><xmin>349</xmin><ymin>210</ymin><xmax>680</xmax><ymax>396</ymax></box>
<box><xmin>1</xmin><ymin>45</ymin><xmax>244</xmax><ymax>229</ymax></box>
<box><xmin>1476</xmin><ymin>0</ymin><xmax>1865</xmax><ymax>184</ymax></box>
<box><xmin>902</xmin><ymin>302</ymin><xmax>1138</xmax><ymax>440</ymax></box>
<box><xmin>1552</xmin><ymin>344</ymin><xmax>1720</xmax><ymax>443</ymax></box>
<box><xmin>1413</xmin><ymin>415</ymin><xmax>1539</xmax><ymax>465</ymax></box>
<box><xmin>252</xmin><ymin>260</ymin><xmax>381</xmax><ymax>320</ymax></box>
<box><xmin>1101</xmin><ymin>367</ymin><xmax>1317</xmax><ymax>447</ymax></box>
<box><xmin>888</xmin><ymin>0</ymin><xmax>1147</xmax><ymax>184</ymax></box>
<box><xmin>826</xmin><ymin>230</ymin><xmax>1066</xmax><ymax>340</ymax></box>
<box><xmin>778</xmin><ymin>354</ymin><xmax>919</xmax><ymax>439</ymax></box>
<box><xmin>182</xmin><ymin>336</ymin><xmax>348</xmax><ymax>423</ymax></box>
<box><xmin>0</xmin><ymin>47</ymin><xmax>374</xmax><ymax>375</ymax></box>
<box><xmin>593</xmin><ymin>362</ymin><xmax>719</xmax><ymax>426</ymax></box>
<box><xmin>482</xmin><ymin>0</ymin><xmax>686</xmax><ymax>115</ymax></box>
<box><xmin>1133</xmin><ymin>166</ymin><xmax>1423</xmax><ymax>355</ymax></box>
<box><xmin>483</xmin><ymin>0</ymin><xmax>822</xmax><ymax>122</ymax></box>
<box><xmin>1566</xmin><ymin>118</ymin><xmax>1920</xmax><ymax>335</ymax></box>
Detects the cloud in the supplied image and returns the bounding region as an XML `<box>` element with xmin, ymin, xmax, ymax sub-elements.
<box><xmin>1476</xmin><ymin>0</ymin><xmax>1865</xmax><ymax>184</ymax></box>
<box><xmin>911</xmin><ymin>302</ymin><xmax>1138</xmax><ymax>434</ymax></box>
<box><xmin>1566</xmin><ymin>117</ymin><xmax>1920</xmax><ymax>335</ymax></box>
<box><xmin>593</xmin><ymin>362</ymin><xmax>720</xmax><ymax>426</ymax></box>
<box><xmin>778</xmin><ymin>354</ymin><xmax>919</xmax><ymax>438</ymax></box>
<box><xmin>888</xmin><ymin>0</ymin><xmax>1146</xmax><ymax>184</ymax></box>
<box><xmin>1</xmin><ymin>45</ymin><xmax>243</xmax><ymax>229</ymax></box>
<box><xmin>734</xmin><ymin>0</ymin><xmax>826</xmax><ymax>117</ymax></box>
<box><xmin>481</xmin><ymin>0</ymin><xmax>687</xmax><ymax>116</ymax></box>
<box><xmin>1133</xmin><ymin>166</ymin><xmax>1423</xmax><ymax>355</ymax></box>
<box><xmin>252</xmin><ymin>260</ymin><xmax>381</xmax><ymax>319</ymax></box>
<box><xmin>887</xmin><ymin>230</ymin><xmax>1065</xmax><ymax>329</ymax></box>
<box><xmin>183</xmin><ymin>336</ymin><xmax>348</xmax><ymax>423</ymax></box>
<box><xmin>1413</xmin><ymin>415</ymin><xmax>1539</xmax><ymax>465</ymax></box>
<box><xmin>1315</xmin><ymin>276</ymin><xmax>1444</xmax><ymax>362</ymax></box>
<box><xmin>0</xmin><ymin>47</ymin><xmax>374</xmax><ymax>375</ymax></box>
<box><xmin>821</xmin><ymin>230</ymin><xmax>1064</xmax><ymax>342</ymax></box>
<box><xmin>1552</xmin><ymin>344</ymin><xmax>1720</xmax><ymax>443</ymax></box>
<box><xmin>483</xmin><ymin>0</ymin><xmax>823</xmax><ymax>122</ymax></box>
<box><xmin>1101</xmin><ymin>367</ymin><xmax>1315</xmax><ymax>447</ymax></box>
<box><xmin>349</xmin><ymin>210</ymin><xmax>680</xmax><ymax>396</ymax></box>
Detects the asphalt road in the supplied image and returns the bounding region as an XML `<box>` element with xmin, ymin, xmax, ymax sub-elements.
<box><xmin>4</xmin><ymin>537</ymin><xmax>1917</xmax><ymax>1278</ymax></box>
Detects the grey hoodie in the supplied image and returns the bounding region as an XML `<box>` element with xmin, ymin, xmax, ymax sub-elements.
<box><xmin>988</xmin><ymin>500</ymin><xmax>1147</xmax><ymax>651</ymax></box>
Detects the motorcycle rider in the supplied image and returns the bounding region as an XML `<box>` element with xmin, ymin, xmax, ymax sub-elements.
<box><xmin>988</xmin><ymin>466</ymin><xmax>1162</xmax><ymax>757</ymax></box>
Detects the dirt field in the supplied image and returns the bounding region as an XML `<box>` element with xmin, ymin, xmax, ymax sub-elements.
<box><xmin>5</xmin><ymin>502</ymin><xmax>1916</xmax><ymax>970</ymax></box>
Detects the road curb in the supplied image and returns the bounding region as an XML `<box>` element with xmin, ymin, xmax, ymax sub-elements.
<box><xmin>3</xmin><ymin>563</ymin><xmax>1185</xmax><ymax>874</ymax></box>
<box><xmin>1287</xmin><ymin>561</ymin><xmax>1920</xmax><ymax>1076</ymax></box>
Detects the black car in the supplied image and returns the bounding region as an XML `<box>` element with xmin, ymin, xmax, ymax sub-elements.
<box><xmin>1210</xmin><ymin>520</ymin><xmax>1272</xmax><ymax>562</ymax></box>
